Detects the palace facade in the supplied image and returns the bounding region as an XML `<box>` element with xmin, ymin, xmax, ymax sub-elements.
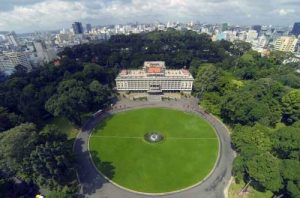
<box><xmin>115</xmin><ymin>61</ymin><xmax>194</xmax><ymax>94</ymax></box>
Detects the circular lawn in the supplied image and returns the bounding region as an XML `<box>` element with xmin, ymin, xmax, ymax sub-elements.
<box><xmin>89</xmin><ymin>108</ymin><xmax>219</xmax><ymax>194</ymax></box>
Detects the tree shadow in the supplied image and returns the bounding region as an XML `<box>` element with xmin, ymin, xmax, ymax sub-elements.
<box><xmin>241</xmin><ymin>176</ymin><xmax>267</xmax><ymax>194</ymax></box>
<box><xmin>250</xmin><ymin>180</ymin><xmax>267</xmax><ymax>192</ymax></box>
<box><xmin>0</xmin><ymin>179</ymin><xmax>39</xmax><ymax>198</ymax></box>
<box><xmin>73</xmin><ymin>138</ymin><xmax>115</xmax><ymax>197</ymax></box>
<box><xmin>81</xmin><ymin>112</ymin><xmax>114</xmax><ymax>133</ymax></box>
<box><xmin>90</xmin><ymin>150</ymin><xmax>115</xmax><ymax>180</ymax></box>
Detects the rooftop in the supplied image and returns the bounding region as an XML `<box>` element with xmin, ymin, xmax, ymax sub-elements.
<box><xmin>116</xmin><ymin>61</ymin><xmax>194</xmax><ymax>80</ymax></box>
<box><xmin>147</xmin><ymin>67</ymin><xmax>162</xmax><ymax>73</ymax></box>
<box><xmin>143</xmin><ymin>61</ymin><xmax>166</xmax><ymax>69</ymax></box>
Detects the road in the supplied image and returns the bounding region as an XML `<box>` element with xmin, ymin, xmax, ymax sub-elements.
<box><xmin>73</xmin><ymin>98</ymin><xmax>235</xmax><ymax>198</ymax></box>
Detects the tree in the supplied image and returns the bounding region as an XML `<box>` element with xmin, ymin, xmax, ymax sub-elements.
<box><xmin>232</xmin><ymin>125</ymin><xmax>274</xmax><ymax>187</ymax></box>
<box><xmin>269</xmin><ymin>51</ymin><xmax>294</xmax><ymax>65</ymax></box>
<box><xmin>276</xmin><ymin>73</ymin><xmax>300</xmax><ymax>89</ymax></box>
<box><xmin>82</xmin><ymin>63</ymin><xmax>110</xmax><ymax>84</ymax></box>
<box><xmin>0</xmin><ymin>106</ymin><xmax>23</xmax><ymax>132</ymax></box>
<box><xmin>281</xmin><ymin>160</ymin><xmax>300</xmax><ymax>198</ymax></box>
<box><xmin>293</xmin><ymin>120</ymin><xmax>300</xmax><ymax>127</ymax></box>
<box><xmin>220</xmin><ymin>79</ymin><xmax>284</xmax><ymax>127</ymax></box>
<box><xmin>88</xmin><ymin>80</ymin><xmax>111</xmax><ymax>109</ymax></box>
<box><xmin>0</xmin><ymin>175</ymin><xmax>38</xmax><ymax>198</ymax></box>
<box><xmin>246</xmin><ymin>153</ymin><xmax>283</xmax><ymax>192</ymax></box>
<box><xmin>281</xmin><ymin>159</ymin><xmax>300</xmax><ymax>183</ymax></box>
<box><xmin>232</xmin><ymin>124</ymin><xmax>272</xmax><ymax>153</ymax></box>
<box><xmin>13</xmin><ymin>64</ymin><xmax>28</xmax><ymax>76</ymax></box>
<box><xmin>0</xmin><ymin>124</ymin><xmax>78</xmax><ymax>193</ymax></box>
<box><xmin>24</xmin><ymin>137</ymin><xmax>75</xmax><ymax>191</ymax></box>
<box><xmin>230</xmin><ymin>40</ymin><xmax>252</xmax><ymax>56</ymax></box>
<box><xmin>232</xmin><ymin>156</ymin><xmax>246</xmax><ymax>182</ymax></box>
<box><xmin>282</xmin><ymin>90</ymin><xmax>300</xmax><ymax>125</ymax></box>
<box><xmin>189</xmin><ymin>58</ymin><xmax>202</xmax><ymax>77</ymax></box>
<box><xmin>47</xmin><ymin>191</ymin><xmax>69</xmax><ymax>198</ymax></box>
<box><xmin>38</xmin><ymin>124</ymin><xmax>67</xmax><ymax>142</ymax></box>
<box><xmin>0</xmin><ymin>71</ymin><xmax>6</xmax><ymax>82</ymax></box>
<box><xmin>272</xmin><ymin>126</ymin><xmax>300</xmax><ymax>159</ymax></box>
<box><xmin>17</xmin><ymin>84</ymin><xmax>50</xmax><ymax>123</ymax></box>
<box><xmin>45</xmin><ymin>79</ymin><xmax>91</xmax><ymax>124</ymax></box>
<box><xmin>0</xmin><ymin>123</ymin><xmax>37</xmax><ymax>180</ymax></box>
<box><xmin>247</xmin><ymin>78</ymin><xmax>288</xmax><ymax>101</ymax></box>
<box><xmin>287</xmin><ymin>181</ymin><xmax>300</xmax><ymax>198</ymax></box>
<box><xmin>221</xmin><ymin>92</ymin><xmax>259</xmax><ymax>125</ymax></box>
<box><xmin>193</xmin><ymin>64</ymin><xmax>220</xmax><ymax>98</ymax></box>
<box><xmin>201</xmin><ymin>92</ymin><xmax>222</xmax><ymax>116</ymax></box>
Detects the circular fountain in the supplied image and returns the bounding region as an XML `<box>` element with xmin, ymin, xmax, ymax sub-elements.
<box><xmin>144</xmin><ymin>132</ymin><xmax>164</xmax><ymax>143</ymax></box>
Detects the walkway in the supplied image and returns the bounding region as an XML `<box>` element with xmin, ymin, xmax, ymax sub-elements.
<box><xmin>73</xmin><ymin>98</ymin><xmax>235</xmax><ymax>198</ymax></box>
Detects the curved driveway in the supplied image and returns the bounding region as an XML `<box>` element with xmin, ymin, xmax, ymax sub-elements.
<box><xmin>74</xmin><ymin>98</ymin><xmax>234</xmax><ymax>198</ymax></box>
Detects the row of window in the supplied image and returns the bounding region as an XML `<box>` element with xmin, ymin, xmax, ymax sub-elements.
<box><xmin>117</xmin><ymin>80</ymin><xmax>193</xmax><ymax>89</ymax></box>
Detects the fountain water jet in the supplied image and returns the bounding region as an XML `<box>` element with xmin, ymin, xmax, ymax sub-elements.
<box><xmin>144</xmin><ymin>132</ymin><xmax>164</xmax><ymax>143</ymax></box>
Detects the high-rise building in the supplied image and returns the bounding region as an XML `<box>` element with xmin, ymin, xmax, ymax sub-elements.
<box><xmin>222</xmin><ymin>23</ymin><xmax>229</xmax><ymax>31</ymax></box>
<box><xmin>257</xmin><ymin>35</ymin><xmax>268</xmax><ymax>47</ymax></box>
<box><xmin>238</xmin><ymin>31</ymin><xmax>247</xmax><ymax>41</ymax></box>
<box><xmin>0</xmin><ymin>54</ymin><xmax>15</xmax><ymax>73</ymax></box>
<box><xmin>291</xmin><ymin>22</ymin><xmax>300</xmax><ymax>36</ymax></box>
<box><xmin>246</xmin><ymin>30</ymin><xmax>258</xmax><ymax>42</ymax></box>
<box><xmin>72</xmin><ymin>22</ymin><xmax>84</xmax><ymax>34</ymax></box>
<box><xmin>34</xmin><ymin>40</ymin><xmax>47</xmax><ymax>53</ymax></box>
<box><xmin>6</xmin><ymin>31</ymin><xmax>19</xmax><ymax>47</ymax></box>
<box><xmin>0</xmin><ymin>52</ymin><xmax>31</xmax><ymax>73</ymax></box>
<box><xmin>252</xmin><ymin>25</ymin><xmax>262</xmax><ymax>34</ymax></box>
<box><xmin>3</xmin><ymin>52</ymin><xmax>31</xmax><ymax>70</ymax></box>
<box><xmin>86</xmin><ymin>24</ymin><xmax>92</xmax><ymax>33</ymax></box>
<box><xmin>274</xmin><ymin>36</ymin><xmax>298</xmax><ymax>52</ymax></box>
<box><xmin>33</xmin><ymin>40</ymin><xmax>57</xmax><ymax>64</ymax></box>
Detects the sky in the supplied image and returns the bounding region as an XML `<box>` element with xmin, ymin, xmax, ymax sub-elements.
<box><xmin>0</xmin><ymin>0</ymin><xmax>299</xmax><ymax>33</ymax></box>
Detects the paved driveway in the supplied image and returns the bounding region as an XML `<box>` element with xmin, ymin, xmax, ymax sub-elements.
<box><xmin>74</xmin><ymin>98</ymin><xmax>235</xmax><ymax>198</ymax></box>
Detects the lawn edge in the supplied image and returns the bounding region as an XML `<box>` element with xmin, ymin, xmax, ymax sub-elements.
<box><xmin>87</xmin><ymin>107</ymin><xmax>221</xmax><ymax>196</ymax></box>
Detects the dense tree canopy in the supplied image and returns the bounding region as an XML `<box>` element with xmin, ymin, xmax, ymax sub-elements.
<box><xmin>58</xmin><ymin>29</ymin><xmax>232</xmax><ymax>69</ymax></box>
<box><xmin>189</xmin><ymin>34</ymin><xmax>300</xmax><ymax>197</ymax></box>
<box><xmin>232</xmin><ymin>124</ymin><xmax>272</xmax><ymax>153</ymax></box>
<box><xmin>246</xmin><ymin>153</ymin><xmax>283</xmax><ymax>192</ymax></box>
<box><xmin>0</xmin><ymin>107</ymin><xmax>23</xmax><ymax>132</ymax></box>
<box><xmin>282</xmin><ymin>90</ymin><xmax>300</xmax><ymax>125</ymax></box>
<box><xmin>0</xmin><ymin>124</ymin><xmax>78</xmax><ymax>194</ymax></box>
<box><xmin>272</xmin><ymin>126</ymin><xmax>300</xmax><ymax>159</ymax></box>
<box><xmin>193</xmin><ymin>64</ymin><xmax>220</xmax><ymax>98</ymax></box>
<box><xmin>0</xmin><ymin>51</ymin><xmax>114</xmax><ymax>196</ymax></box>
<box><xmin>0</xmin><ymin>123</ymin><xmax>37</xmax><ymax>175</ymax></box>
<box><xmin>46</xmin><ymin>79</ymin><xmax>91</xmax><ymax>124</ymax></box>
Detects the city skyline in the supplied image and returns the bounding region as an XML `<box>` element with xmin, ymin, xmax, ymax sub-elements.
<box><xmin>0</xmin><ymin>0</ymin><xmax>299</xmax><ymax>33</ymax></box>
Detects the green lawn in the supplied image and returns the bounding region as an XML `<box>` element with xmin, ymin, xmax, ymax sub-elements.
<box><xmin>89</xmin><ymin>108</ymin><xmax>219</xmax><ymax>193</ymax></box>
<box><xmin>229</xmin><ymin>180</ymin><xmax>273</xmax><ymax>198</ymax></box>
<box><xmin>49</xmin><ymin>117</ymin><xmax>79</xmax><ymax>140</ymax></box>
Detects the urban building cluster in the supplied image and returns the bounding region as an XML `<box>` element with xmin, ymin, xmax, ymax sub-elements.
<box><xmin>211</xmin><ymin>23</ymin><xmax>300</xmax><ymax>55</ymax></box>
<box><xmin>0</xmin><ymin>31</ymin><xmax>59</xmax><ymax>74</ymax></box>
<box><xmin>0</xmin><ymin>21</ymin><xmax>300</xmax><ymax>74</ymax></box>
<box><xmin>210</xmin><ymin>22</ymin><xmax>300</xmax><ymax>62</ymax></box>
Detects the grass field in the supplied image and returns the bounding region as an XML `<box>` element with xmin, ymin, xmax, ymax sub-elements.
<box><xmin>229</xmin><ymin>180</ymin><xmax>273</xmax><ymax>198</ymax></box>
<box><xmin>89</xmin><ymin>108</ymin><xmax>219</xmax><ymax>193</ymax></box>
<box><xmin>49</xmin><ymin>117</ymin><xmax>79</xmax><ymax>140</ymax></box>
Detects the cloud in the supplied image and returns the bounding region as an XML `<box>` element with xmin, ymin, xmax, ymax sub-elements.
<box><xmin>274</xmin><ymin>8</ymin><xmax>295</xmax><ymax>16</ymax></box>
<box><xmin>0</xmin><ymin>0</ymin><xmax>44</xmax><ymax>11</ymax></box>
<box><xmin>0</xmin><ymin>0</ymin><xmax>299</xmax><ymax>32</ymax></box>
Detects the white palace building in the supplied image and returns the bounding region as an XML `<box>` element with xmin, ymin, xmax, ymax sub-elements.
<box><xmin>115</xmin><ymin>61</ymin><xmax>194</xmax><ymax>95</ymax></box>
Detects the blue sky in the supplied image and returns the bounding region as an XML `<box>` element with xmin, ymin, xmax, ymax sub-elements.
<box><xmin>0</xmin><ymin>0</ymin><xmax>299</xmax><ymax>32</ymax></box>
